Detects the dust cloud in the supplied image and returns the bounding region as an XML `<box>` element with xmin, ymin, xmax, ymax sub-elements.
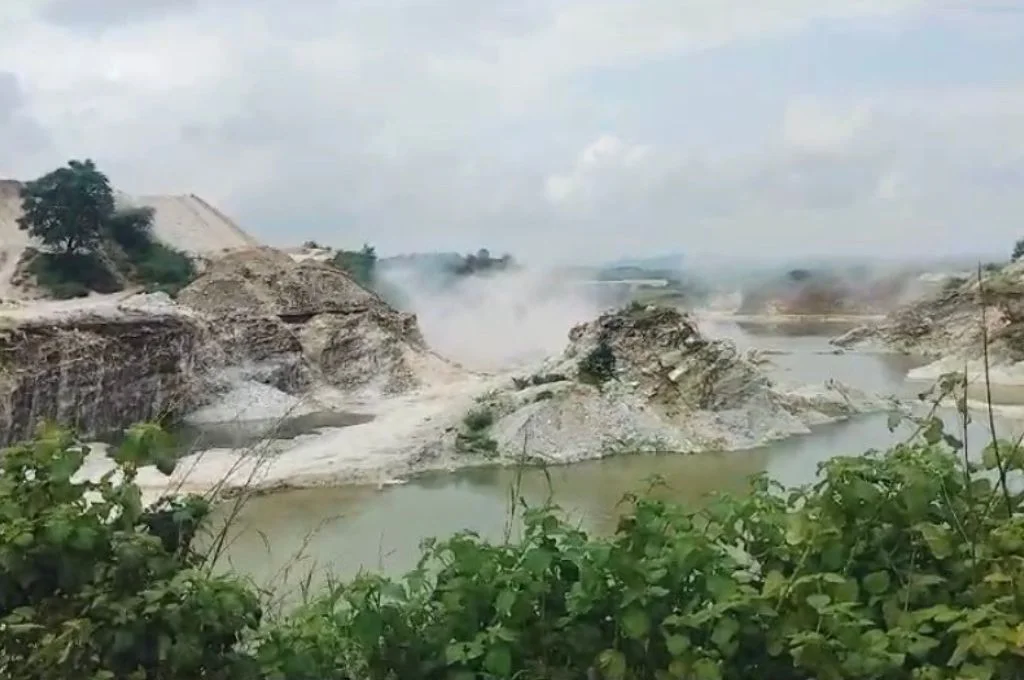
<box><xmin>378</xmin><ymin>264</ymin><xmax>604</xmax><ymax>372</ymax></box>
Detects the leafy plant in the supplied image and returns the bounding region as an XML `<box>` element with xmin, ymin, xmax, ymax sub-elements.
<box><xmin>463</xmin><ymin>407</ymin><xmax>495</xmax><ymax>432</ymax></box>
<box><xmin>0</xmin><ymin>424</ymin><xmax>263</xmax><ymax>680</ymax></box>
<box><xmin>578</xmin><ymin>339</ymin><xmax>617</xmax><ymax>385</ymax></box>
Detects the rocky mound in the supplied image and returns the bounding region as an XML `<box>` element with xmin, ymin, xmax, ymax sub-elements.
<box><xmin>832</xmin><ymin>264</ymin><xmax>1024</xmax><ymax>366</ymax></box>
<box><xmin>737</xmin><ymin>268</ymin><xmax>936</xmax><ymax>318</ymax></box>
<box><xmin>177</xmin><ymin>247</ymin><xmax>437</xmax><ymax>396</ymax></box>
<box><xmin>442</xmin><ymin>304</ymin><xmax>879</xmax><ymax>463</ymax></box>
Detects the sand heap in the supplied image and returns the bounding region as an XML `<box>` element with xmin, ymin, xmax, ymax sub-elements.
<box><xmin>443</xmin><ymin>304</ymin><xmax>879</xmax><ymax>463</ymax></box>
<box><xmin>177</xmin><ymin>248</ymin><xmax>437</xmax><ymax>395</ymax></box>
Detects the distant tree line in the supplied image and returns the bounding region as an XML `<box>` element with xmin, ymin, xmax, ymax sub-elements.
<box><xmin>447</xmin><ymin>248</ymin><xmax>516</xmax><ymax>277</ymax></box>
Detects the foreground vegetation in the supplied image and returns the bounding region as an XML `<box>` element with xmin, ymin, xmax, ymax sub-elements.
<box><xmin>17</xmin><ymin>159</ymin><xmax>196</xmax><ymax>298</ymax></box>
<box><xmin>2</xmin><ymin>413</ymin><xmax>1024</xmax><ymax>678</ymax></box>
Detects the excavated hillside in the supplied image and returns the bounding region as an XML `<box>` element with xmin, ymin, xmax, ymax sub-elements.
<box><xmin>0</xmin><ymin>247</ymin><xmax>457</xmax><ymax>445</ymax></box>
<box><xmin>441</xmin><ymin>304</ymin><xmax>880</xmax><ymax>463</ymax></box>
<box><xmin>176</xmin><ymin>248</ymin><xmax>442</xmax><ymax>395</ymax></box>
<box><xmin>832</xmin><ymin>264</ymin><xmax>1024</xmax><ymax>362</ymax></box>
<box><xmin>0</xmin><ymin>295</ymin><xmax>208</xmax><ymax>446</ymax></box>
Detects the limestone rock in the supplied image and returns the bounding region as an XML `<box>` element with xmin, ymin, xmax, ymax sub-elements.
<box><xmin>178</xmin><ymin>247</ymin><xmax>440</xmax><ymax>396</ymax></box>
<box><xmin>298</xmin><ymin>310</ymin><xmax>425</xmax><ymax>394</ymax></box>
<box><xmin>177</xmin><ymin>247</ymin><xmax>379</xmax><ymax>318</ymax></box>
<box><xmin>462</xmin><ymin>304</ymin><xmax>880</xmax><ymax>463</ymax></box>
<box><xmin>0</xmin><ymin>306</ymin><xmax>204</xmax><ymax>446</ymax></box>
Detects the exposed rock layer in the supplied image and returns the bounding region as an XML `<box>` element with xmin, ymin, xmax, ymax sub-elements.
<box><xmin>0</xmin><ymin>307</ymin><xmax>204</xmax><ymax>446</ymax></box>
<box><xmin>449</xmin><ymin>304</ymin><xmax>880</xmax><ymax>463</ymax></box>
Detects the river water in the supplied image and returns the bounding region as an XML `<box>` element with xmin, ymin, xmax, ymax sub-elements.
<box><xmin>209</xmin><ymin>319</ymin><xmax>1024</xmax><ymax>589</ymax></box>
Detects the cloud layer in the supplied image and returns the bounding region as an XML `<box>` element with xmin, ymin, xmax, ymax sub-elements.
<box><xmin>1</xmin><ymin>1</ymin><xmax>1022</xmax><ymax>262</ymax></box>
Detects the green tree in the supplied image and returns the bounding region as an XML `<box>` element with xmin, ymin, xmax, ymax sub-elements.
<box><xmin>331</xmin><ymin>243</ymin><xmax>378</xmax><ymax>287</ymax></box>
<box><xmin>1012</xmin><ymin>239</ymin><xmax>1024</xmax><ymax>262</ymax></box>
<box><xmin>17</xmin><ymin>159</ymin><xmax>115</xmax><ymax>255</ymax></box>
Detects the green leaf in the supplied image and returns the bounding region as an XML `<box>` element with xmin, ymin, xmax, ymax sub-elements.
<box><xmin>711</xmin><ymin>617</ymin><xmax>739</xmax><ymax>652</ymax></box>
<box><xmin>665</xmin><ymin>634</ymin><xmax>690</xmax><ymax>656</ymax></box>
<box><xmin>621</xmin><ymin>606</ymin><xmax>650</xmax><ymax>640</ymax></box>
<box><xmin>763</xmin><ymin>570</ymin><xmax>786</xmax><ymax>597</ymax></box>
<box><xmin>598</xmin><ymin>649</ymin><xmax>627</xmax><ymax>680</ymax></box>
<box><xmin>863</xmin><ymin>571</ymin><xmax>891</xmax><ymax>595</ymax></box>
<box><xmin>922</xmin><ymin>417</ymin><xmax>944</xmax><ymax>445</ymax></box>
<box><xmin>806</xmin><ymin>593</ymin><xmax>831</xmax><ymax>611</ymax></box>
<box><xmin>693</xmin><ymin>658</ymin><xmax>722</xmax><ymax>680</ymax></box>
<box><xmin>495</xmin><ymin>589</ymin><xmax>516</xmax><ymax>616</ymax></box>
<box><xmin>483</xmin><ymin>644</ymin><xmax>512</xmax><ymax>677</ymax></box>
<box><xmin>917</xmin><ymin>522</ymin><xmax>954</xmax><ymax>559</ymax></box>
<box><xmin>446</xmin><ymin>642</ymin><xmax>467</xmax><ymax>665</ymax></box>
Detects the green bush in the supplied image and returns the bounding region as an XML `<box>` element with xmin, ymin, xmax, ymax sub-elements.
<box><xmin>26</xmin><ymin>251</ymin><xmax>122</xmax><ymax>299</ymax></box>
<box><xmin>134</xmin><ymin>242</ymin><xmax>197</xmax><ymax>295</ymax></box>
<box><xmin>0</xmin><ymin>425</ymin><xmax>262</xmax><ymax>680</ymax></box>
<box><xmin>463</xmin><ymin>407</ymin><xmax>495</xmax><ymax>432</ymax></box>
<box><xmin>578</xmin><ymin>339</ymin><xmax>617</xmax><ymax>385</ymax></box>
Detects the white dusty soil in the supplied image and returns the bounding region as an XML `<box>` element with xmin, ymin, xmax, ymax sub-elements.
<box><xmin>83</xmin><ymin>371</ymin><xmax>502</xmax><ymax>504</ymax></box>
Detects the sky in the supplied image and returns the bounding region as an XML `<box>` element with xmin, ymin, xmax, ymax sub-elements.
<box><xmin>1</xmin><ymin>1</ymin><xmax>1023</xmax><ymax>264</ymax></box>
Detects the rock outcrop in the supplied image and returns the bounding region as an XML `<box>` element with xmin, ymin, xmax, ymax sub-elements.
<box><xmin>832</xmin><ymin>264</ymin><xmax>1024</xmax><ymax>365</ymax></box>
<box><xmin>0</xmin><ymin>297</ymin><xmax>206</xmax><ymax>446</ymax></box>
<box><xmin>446</xmin><ymin>304</ymin><xmax>879</xmax><ymax>463</ymax></box>
<box><xmin>176</xmin><ymin>247</ymin><xmax>438</xmax><ymax>396</ymax></box>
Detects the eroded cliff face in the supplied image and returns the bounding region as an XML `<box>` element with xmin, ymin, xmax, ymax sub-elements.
<box><xmin>177</xmin><ymin>247</ymin><xmax>443</xmax><ymax>396</ymax></box>
<box><xmin>0</xmin><ymin>311</ymin><xmax>204</xmax><ymax>446</ymax></box>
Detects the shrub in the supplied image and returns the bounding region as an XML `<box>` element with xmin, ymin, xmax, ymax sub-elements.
<box><xmin>106</xmin><ymin>206</ymin><xmax>156</xmax><ymax>253</ymax></box>
<box><xmin>134</xmin><ymin>242</ymin><xmax>197</xmax><ymax>295</ymax></box>
<box><xmin>463</xmin><ymin>407</ymin><xmax>495</xmax><ymax>432</ymax></box>
<box><xmin>26</xmin><ymin>251</ymin><xmax>122</xmax><ymax>299</ymax></box>
<box><xmin>578</xmin><ymin>339</ymin><xmax>616</xmax><ymax>385</ymax></box>
<box><xmin>0</xmin><ymin>424</ymin><xmax>262</xmax><ymax>680</ymax></box>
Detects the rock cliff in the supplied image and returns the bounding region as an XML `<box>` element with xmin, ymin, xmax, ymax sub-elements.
<box><xmin>0</xmin><ymin>247</ymin><xmax>453</xmax><ymax>445</ymax></box>
<box><xmin>0</xmin><ymin>299</ymin><xmax>206</xmax><ymax>446</ymax></box>
<box><xmin>176</xmin><ymin>247</ymin><xmax>439</xmax><ymax>396</ymax></box>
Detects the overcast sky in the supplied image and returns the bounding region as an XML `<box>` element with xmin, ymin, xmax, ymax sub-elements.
<box><xmin>1</xmin><ymin>1</ymin><xmax>1023</xmax><ymax>263</ymax></box>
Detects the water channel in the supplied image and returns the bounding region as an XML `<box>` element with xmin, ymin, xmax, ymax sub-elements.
<box><xmin>210</xmin><ymin>319</ymin><xmax>1024</xmax><ymax>590</ymax></box>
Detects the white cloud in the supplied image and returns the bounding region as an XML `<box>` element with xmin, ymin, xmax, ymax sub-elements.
<box><xmin>0</xmin><ymin>0</ymin><xmax>1021</xmax><ymax>262</ymax></box>
<box><xmin>782</xmin><ymin>98</ymin><xmax>872</xmax><ymax>153</ymax></box>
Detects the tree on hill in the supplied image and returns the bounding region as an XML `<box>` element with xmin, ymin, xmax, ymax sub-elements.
<box><xmin>15</xmin><ymin>159</ymin><xmax>196</xmax><ymax>298</ymax></box>
<box><xmin>17</xmin><ymin>159</ymin><xmax>115</xmax><ymax>255</ymax></box>
<box><xmin>1013</xmin><ymin>238</ymin><xmax>1024</xmax><ymax>262</ymax></box>
<box><xmin>331</xmin><ymin>243</ymin><xmax>378</xmax><ymax>287</ymax></box>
